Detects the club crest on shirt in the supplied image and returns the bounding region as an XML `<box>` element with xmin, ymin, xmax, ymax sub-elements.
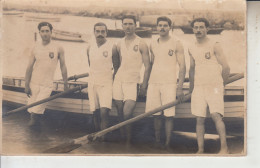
<box><xmin>133</xmin><ymin>45</ymin><xmax>139</xmax><ymax>52</ymax></box>
<box><xmin>168</xmin><ymin>49</ymin><xmax>174</xmax><ymax>56</ymax></box>
<box><xmin>103</xmin><ymin>51</ymin><xmax>108</xmax><ymax>57</ymax></box>
<box><xmin>49</xmin><ymin>52</ymin><xmax>54</xmax><ymax>59</ymax></box>
<box><xmin>205</xmin><ymin>52</ymin><xmax>211</xmax><ymax>59</ymax></box>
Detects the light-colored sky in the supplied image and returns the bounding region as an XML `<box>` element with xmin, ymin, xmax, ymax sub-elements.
<box><xmin>3</xmin><ymin>0</ymin><xmax>245</xmax><ymax>11</ymax></box>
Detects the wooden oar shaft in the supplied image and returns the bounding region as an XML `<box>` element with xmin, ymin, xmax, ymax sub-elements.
<box><xmin>177</xmin><ymin>73</ymin><xmax>239</xmax><ymax>83</ymax></box>
<box><xmin>43</xmin><ymin>73</ymin><xmax>244</xmax><ymax>153</ymax></box>
<box><xmin>67</xmin><ymin>73</ymin><xmax>89</xmax><ymax>81</ymax></box>
<box><xmin>77</xmin><ymin>73</ymin><xmax>244</xmax><ymax>142</ymax></box>
<box><xmin>94</xmin><ymin>95</ymin><xmax>190</xmax><ymax>139</ymax></box>
<box><xmin>5</xmin><ymin>84</ymin><xmax>88</xmax><ymax>116</ymax></box>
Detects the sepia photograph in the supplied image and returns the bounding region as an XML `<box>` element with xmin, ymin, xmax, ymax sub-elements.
<box><xmin>1</xmin><ymin>0</ymin><xmax>246</xmax><ymax>155</ymax></box>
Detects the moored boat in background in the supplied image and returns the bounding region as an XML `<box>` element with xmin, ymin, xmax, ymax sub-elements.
<box><xmin>25</xmin><ymin>15</ymin><xmax>61</xmax><ymax>22</ymax></box>
<box><xmin>51</xmin><ymin>29</ymin><xmax>85</xmax><ymax>43</ymax></box>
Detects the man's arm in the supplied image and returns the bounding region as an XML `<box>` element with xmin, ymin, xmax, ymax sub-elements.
<box><xmin>87</xmin><ymin>45</ymin><xmax>90</xmax><ymax>67</ymax></box>
<box><xmin>58</xmin><ymin>46</ymin><xmax>68</xmax><ymax>91</ymax></box>
<box><xmin>25</xmin><ymin>49</ymin><xmax>36</xmax><ymax>97</ymax></box>
<box><xmin>188</xmin><ymin>49</ymin><xmax>195</xmax><ymax>93</ymax></box>
<box><xmin>214</xmin><ymin>42</ymin><xmax>230</xmax><ymax>85</ymax></box>
<box><xmin>150</xmin><ymin>43</ymin><xmax>155</xmax><ymax>65</ymax></box>
<box><xmin>139</xmin><ymin>39</ymin><xmax>151</xmax><ymax>96</ymax></box>
<box><xmin>175</xmin><ymin>40</ymin><xmax>186</xmax><ymax>102</ymax></box>
<box><xmin>112</xmin><ymin>44</ymin><xmax>120</xmax><ymax>79</ymax></box>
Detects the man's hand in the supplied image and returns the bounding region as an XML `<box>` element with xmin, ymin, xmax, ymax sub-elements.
<box><xmin>176</xmin><ymin>88</ymin><xmax>185</xmax><ymax>103</ymax></box>
<box><xmin>139</xmin><ymin>83</ymin><xmax>148</xmax><ymax>97</ymax></box>
<box><xmin>25</xmin><ymin>86</ymin><xmax>32</xmax><ymax>98</ymax></box>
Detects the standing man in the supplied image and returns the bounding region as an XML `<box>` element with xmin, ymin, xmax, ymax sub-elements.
<box><xmin>25</xmin><ymin>22</ymin><xmax>68</xmax><ymax>129</ymax></box>
<box><xmin>113</xmin><ymin>15</ymin><xmax>151</xmax><ymax>145</ymax></box>
<box><xmin>145</xmin><ymin>16</ymin><xmax>186</xmax><ymax>149</ymax></box>
<box><xmin>189</xmin><ymin>18</ymin><xmax>230</xmax><ymax>154</ymax></box>
<box><xmin>87</xmin><ymin>22</ymin><xmax>117</xmax><ymax>140</ymax></box>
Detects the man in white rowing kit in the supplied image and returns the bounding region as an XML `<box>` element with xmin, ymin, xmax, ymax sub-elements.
<box><xmin>87</xmin><ymin>22</ymin><xmax>117</xmax><ymax>140</ymax></box>
<box><xmin>145</xmin><ymin>16</ymin><xmax>186</xmax><ymax>149</ymax></box>
<box><xmin>113</xmin><ymin>15</ymin><xmax>151</xmax><ymax>145</ymax></box>
<box><xmin>188</xmin><ymin>18</ymin><xmax>230</xmax><ymax>154</ymax></box>
<box><xmin>25</xmin><ymin>22</ymin><xmax>68</xmax><ymax>129</ymax></box>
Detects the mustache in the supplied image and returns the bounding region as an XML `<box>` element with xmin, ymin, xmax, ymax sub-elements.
<box><xmin>97</xmin><ymin>35</ymin><xmax>104</xmax><ymax>38</ymax></box>
<box><xmin>160</xmin><ymin>29</ymin><xmax>165</xmax><ymax>32</ymax></box>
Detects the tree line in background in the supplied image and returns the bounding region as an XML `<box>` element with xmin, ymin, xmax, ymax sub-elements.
<box><xmin>3</xmin><ymin>3</ymin><xmax>245</xmax><ymax>30</ymax></box>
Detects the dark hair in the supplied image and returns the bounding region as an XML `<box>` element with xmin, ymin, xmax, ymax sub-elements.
<box><xmin>94</xmin><ymin>22</ymin><xmax>108</xmax><ymax>32</ymax></box>
<box><xmin>190</xmin><ymin>18</ymin><xmax>210</xmax><ymax>28</ymax></box>
<box><xmin>38</xmin><ymin>22</ymin><xmax>53</xmax><ymax>31</ymax></box>
<box><xmin>122</xmin><ymin>15</ymin><xmax>136</xmax><ymax>24</ymax></box>
<box><xmin>157</xmin><ymin>16</ymin><xmax>172</xmax><ymax>27</ymax></box>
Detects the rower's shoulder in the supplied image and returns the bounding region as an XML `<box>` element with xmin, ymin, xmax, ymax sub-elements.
<box><xmin>186</xmin><ymin>37</ymin><xmax>197</xmax><ymax>50</ymax></box>
<box><xmin>50</xmin><ymin>41</ymin><xmax>63</xmax><ymax>51</ymax></box>
<box><xmin>149</xmin><ymin>37</ymin><xmax>158</xmax><ymax>49</ymax></box>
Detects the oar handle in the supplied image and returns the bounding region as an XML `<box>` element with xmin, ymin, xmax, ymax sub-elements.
<box><xmin>4</xmin><ymin>84</ymin><xmax>88</xmax><ymax>116</ymax></box>
<box><xmin>82</xmin><ymin>73</ymin><xmax>244</xmax><ymax>141</ymax></box>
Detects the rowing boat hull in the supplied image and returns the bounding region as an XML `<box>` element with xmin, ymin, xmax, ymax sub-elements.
<box><xmin>2</xmin><ymin>77</ymin><xmax>245</xmax><ymax>118</ymax></box>
<box><xmin>51</xmin><ymin>30</ymin><xmax>85</xmax><ymax>43</ymax></box>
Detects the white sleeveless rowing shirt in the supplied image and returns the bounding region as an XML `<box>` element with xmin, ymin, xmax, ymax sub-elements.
<box><xmin>189</xmin><ymin>39</ymin><xmax>223</xmax><ymax>86</ymax></box>
<box><xmin>149</xmin><ymin>37</ymin><xmax>178</xmax><ymax>84</ymax></box>
<box><xmin>88</xmin><ymin>40</ymin><xmax>113</xmax><ymax>85</ymax></box>
<box><xmin>30</xmin><ymin>41</ymin><xmax>59</xmax><ymax>87</ymax></box>
<box><xmin>115</xmin><ymin>36</ymin><xmax>143</xmax><ymax>83</ymax></box>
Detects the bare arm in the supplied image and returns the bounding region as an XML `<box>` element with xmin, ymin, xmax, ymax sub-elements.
<box><xmin>139</xmin><ymin>39</ymin><xmax>151</xmax><ymax>95</ymax></box>
<box><xmin>87</xmin><ymin>45</ymin><xmax>90</xmax><ymax>67</ymax></box>
<box><xmin>176</xmin><ymin>41</ymin><xmax>186</xmax><ymax>90</ymax></box>
<box><xmin>176</xmin><ymin>41</ymin><xmax>186</xmax><ymax>102</ymax></box>
<box><xmin>188</xmin><ymin>49</ymin><xmax>195</xmax><ymax>93</ymax></box>
<box><xmin>112</xmin><ymin>44</ymin><xmax>120</xmax><ymax>79</ymax></box>
<box><xmin>214</xmin><ymin>42</ymin><xmax>230</xmax><ymax>85</ymax></box>
<box><xmin>25</xmin><ymin>49</ymin><xmax>36</xmax><ymax>97</ymax></box>
<box><xmin>58</xmin><ymin>46</ymin><xmax>68</xmax><ymax>91</ymax></box>
<box><xmin>150</xmin><ymin>43</ymin><xmax>155</xmax><ymax>65</ymax></box>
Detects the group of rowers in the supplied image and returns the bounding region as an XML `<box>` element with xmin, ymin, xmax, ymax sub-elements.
<box><xmin>24</xmin><ymin>15</ymin><xmax>230</xmax><ymax>154</ymax></box>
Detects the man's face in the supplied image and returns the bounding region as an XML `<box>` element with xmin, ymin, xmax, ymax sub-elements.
<box><xmin>39</xmin><ymin>26</ymin><xmax>52</xmax><ymax>41</ymax></box>
<box><xmin>157</xmin><ymin>21</ymin><xmax>170</xmax><ymax>36</ymax></box>
<box><xmin>122</xmin><ymin>18</ymin><xmax>136</xmax><ymax>35</ymax></box>
<box><xmin>94</xmin><ymin>26</ymin><xmax>107</xmax><ymax>40</ymax></box>
<box><xmin>192</xmin><ymin>22</ymin><xmax>208</xmax><ymax>38</ymax></box>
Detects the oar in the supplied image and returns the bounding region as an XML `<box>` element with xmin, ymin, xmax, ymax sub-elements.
<box><xmin>43</xmin><ymin>73</ymin><xmax>244</xmax><ymax>153</ymax></box>
<box><xmin>59</xmin><ymin>73</ymin><xmax>89</xmax><ymax>81</ymax></box>
<box><xmin>177</xmin><ymin>73</ymin><xmax>239</xmax><ymax>83</ymax></box>
<box><xmin>3</xmin><ymin>84</ymin><xmax>88</xmax><ymax>117</ymax></box>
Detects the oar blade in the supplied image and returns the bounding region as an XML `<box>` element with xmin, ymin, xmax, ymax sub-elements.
<box><xmin>43</xmin><ymin>140</ymin><xmax>82</xmax><ymax>154</ymax></box>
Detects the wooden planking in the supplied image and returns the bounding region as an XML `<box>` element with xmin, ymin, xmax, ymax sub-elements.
<box><xmin>3</xmin><ymin>89</ymin><xmax>245</xmax><ymax>110</ymax></box>
<box><xmin>3</xmin><ymin>95</ymin><xmax>27</xmax><ymax>105</ymax></box>
<box><xmin>4</xmin><ymin>89</ymin><xmax>244</xmax><ymax>109</ymax></box>
<box><xmin>2</xmin><ymin>90</ymin><xmax>245</xmax><ymax>118</ymax></box>
<box><xmin>3</xmin><ymin>77</ymin><xmax>244</xmax><ymax>95</ymax></box>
